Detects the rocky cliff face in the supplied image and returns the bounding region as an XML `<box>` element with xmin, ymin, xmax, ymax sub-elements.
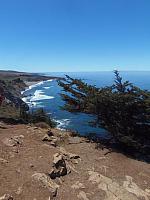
<box><xmin>0</xmin><ymin>79</ymin><xmax>29</xmax><ymax>111</ymax></box>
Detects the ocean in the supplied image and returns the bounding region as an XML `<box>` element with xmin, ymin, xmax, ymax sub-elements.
<box><xmin>22</xmin><ymin>71</ymin><xmax>150</xmax><ymax>137</ymax></box>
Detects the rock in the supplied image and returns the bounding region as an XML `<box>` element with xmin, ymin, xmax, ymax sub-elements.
<box><xmin>68</xmin><ymin>137</ymin><xmax>83</xmax><ymax>144</ymax></box>
<box><xmin>50</xmin><ymin>141</ymin><xmax>57</xmax><ymax>147</ymax></box>
<box><xmin>123</xmin><ymin>175</ymin><xmax>150</xmax><ymax>200</ymax></box>
<box><xmin>42</xmin><ymin>135</ymin><xmax>58</xmax><ymax>146</ymax></box>
<box><xmin>53</xmin><ymin>153</ymin><xmax>63</xmax><ymax>166</ymax></box>
<box><xmin>39</xmin><ymin>156</ymin><xmax>43</xmax><ymax>158</ymax></box>
<box><xmin>49</xmin><ymin>153</ymin><xmax>70</xmax><ymax>179</ymax></box>
<box><xmin>0</xmin><ymin>158</ymin><xmax>8</xmax><ymax>164</ymax></box>
<box><xmin>16</xmin><ymin>168</ymin><xmax>21</xmax><ymax>174</ymax></box>
<box><xmin>59</xmin><ymin>147</ymin><xmax>80</xmax><ymax>160</ymax></box>
<box><xmin>15</xmin><ymin>186</ymin><xmax>23</xmax><ymax>195</ymax></box>
<box><xmin>0</xmin><ymin>194</ymin><xmax>13</xmax><ymax>200</ymax></box>
<box><xmin>42</xmin><ymin>134</ymin><xmax>52</xmax><ymax>142</ymax></box>
<box><xmin>2</xmin><ymin>137</ymin><xmax>17</xmax><ymax>147</ymax></box>
<box><xmin>16</xmin><ymin>135</ymin><xmax>24</xmax><ymax>139</ymax></box>
<box><xmin>2</xmin><ymin>135</ymin><xmax>23</xmax><ymax>147</ymax></box>
<box><xmin>77</xmin><ymin>191</ymin><xmax>89</xmax><ymax>200</ymax></box>
<box><xmin>88</xmin><ymin>171</ymin><xmax>150</xmax><ymax>200</ymax></box>
<box><xmin>47</xmin><ymin>130</ymin><xmax>54</xmax><ymax>137</ymax></box>
<box><xmin>29</xmin><ymin>163</ymin><xmax>34</xmax><ymax>168</ymax></box>
<box><xmin>33</xmin><ymin>127</ymin><xmax>38</xmax><ymax>130</ymax></box>
<box><xmin>50</xmin><ymin>137</ymin><xmax>58</xmax><ymax>147</ymax></box>
<box><xmin>32</xmin><ymin>173</ymin><xmax>59</xmax><ymax>197</ymax></box>
<box><xmin>68</xmin><ymin>153</ymin><xmax>80</xmax><ymax>160</ymax></box>
<box><xmin>71</xmin><ymin>159</ymin><xmax>79</xmax><ymax>164</ymax></box>
<box><xmin>71</xmin><ymin>181</ymin><xmax>85</xmax><ymax>190</ymax></box>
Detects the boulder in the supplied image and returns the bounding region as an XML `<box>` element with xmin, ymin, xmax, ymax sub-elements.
<box><xmin>49</xmin><ymin>153</ymin><xmax>70</xmax><ymax>179</ymax></box>
<box><xmin>32</xmin><ymin>173</ymin><xmax>59</xmax><ymax>197</ymax></box>
<box><xmin>68</xmin><ymin>137</ymin><xmax>83</xmax><ymax>144</ymax></box>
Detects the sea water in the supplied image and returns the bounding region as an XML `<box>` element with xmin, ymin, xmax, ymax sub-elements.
<box><xmin>22</xmin><ymin>71</ymin><xmax>150</xmax><ymax>137</ymax></box>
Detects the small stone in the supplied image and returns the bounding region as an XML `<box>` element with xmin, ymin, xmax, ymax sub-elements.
<box><xmin>71</xmin><ymin>181</ymin><xmax>85</xmax><ymax>190</ymax></box>
<box><xmin>77</xmin><ymin>191</ymin><xmax>89</xmax><ymax>200</ymax></box>
<box><xmin>68</xmin><ymin>153</ymin><xmax>80</xmax><ymax>160</ymax></box>
<box><xmin>39</xmin><ymin>156</ymin><xmax>43</xmax><ymax>159</ymax></box>
<box><xmin>42</xmin><ymin>134</ymin><xmax>52</xmax><ymax>141</ymax></box>
<box><xmin>16</xmin><ymin>168</ymin><xmax>21</xmax><ymax>174</ymax></box>
<box><xmin>71</xmin><ymin>159</ymin><xmax>79</xmax><ymax>164</ymax></box>
<box><xmin>0</xmin><ymin>158</ymin><xmax>8</xmax><ymax>164</ymax></box>
<box><xmin>15</xmin><ymin>186</ymin><xmax>23</xmax><ymax>195</ymax></box>
<box><xmin>33</xmin><ymin>127</ymin><xmax>38</xmax><ymax>130</ymax></box>
<box><xmin>29</xmin><ymin>163</ymin><xmax>34</xmax><ymax>168</ymax></box>
<box><xmin>50</xmin><ymin>141</ymin><xmax>57</xmax><ymax>147</ymax></box>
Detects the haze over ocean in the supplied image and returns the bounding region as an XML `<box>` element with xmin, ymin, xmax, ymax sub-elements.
<box><xmin>22</xmin><ymin>71</ymin><xmax>150</xmax><ymax>136</ymax></box>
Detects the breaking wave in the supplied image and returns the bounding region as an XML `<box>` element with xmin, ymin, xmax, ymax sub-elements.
<box><xmin>54</xmin><ymin>119</ymin><xmax>71</xmax><ymax>130</ymax></box>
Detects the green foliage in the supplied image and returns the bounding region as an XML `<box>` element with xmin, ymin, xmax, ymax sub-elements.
<box><xmin>20</xmin><ymin>108</ymin><xmax>56</xmax><ymax>128</ymax></box>
<box><xmin>58</xmin><ymin>71</ymin><xmax>150</xmax><ymax>153</ymax></box>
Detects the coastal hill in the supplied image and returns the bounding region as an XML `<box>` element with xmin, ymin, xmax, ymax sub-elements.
<box><xmin>0</xmin><ymin>70</ymin><xmax>61</xmax><ymax>120</ymax></box>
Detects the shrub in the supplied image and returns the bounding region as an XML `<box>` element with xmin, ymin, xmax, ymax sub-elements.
<box><xmin>58</xmin><ymin>71</ymin><xmax>150</xmax><ymax>154</ymax></box>
<box><xmin>20</xmin><ymin>108</ymin><xmax>56</xmax><ymax>128</ymax></box>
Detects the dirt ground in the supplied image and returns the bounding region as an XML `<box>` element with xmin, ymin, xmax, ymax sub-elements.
<box><xmin>0</xmin><ymin>123</ymin><xmax>150</xmax><ymax>200</ymax></box>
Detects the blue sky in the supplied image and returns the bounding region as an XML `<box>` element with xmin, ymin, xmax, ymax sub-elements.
<box><xmin>0</xmin><ymin>0</ymin><xmax>150</xmax><ymax>72</ymax></box>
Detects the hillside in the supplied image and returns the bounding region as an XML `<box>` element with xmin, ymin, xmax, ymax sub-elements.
<box><xmin>0</xmin><ymin>71</ymin><xmax>62</xmax><ymax>120</ymax></box>
<box><xmin>0</xmin><ymin>122</ymin><xmax>150</xmax><ymax>200</ymax></box>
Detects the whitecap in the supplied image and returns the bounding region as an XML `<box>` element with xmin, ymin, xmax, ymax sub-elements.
<box><xmin>43</xmin><ymin>86</ymin><xmax>52</xmax><ymax>89</ymax></box>
<box><xmin>30</xmin><ymin>90</ymin><xmax>54</xmax><ymax>101</ymax></box>
<box><xmin>55</xmin><ymin>119</ymin><xmax>71</xmax><ymax>130</ymax></box>
<box><xmin>23</xmin><ymin>79</ymin><xmax>54</xmax><ymax>93</ymax></box>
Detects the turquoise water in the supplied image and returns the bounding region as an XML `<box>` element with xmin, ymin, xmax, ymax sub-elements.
<box><xmin>22</xmin><ymin>71</ymin><xmax>150</xmax><ymax>137</ymax></box>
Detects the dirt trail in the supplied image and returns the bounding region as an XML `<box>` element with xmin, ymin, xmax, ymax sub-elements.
<box><xmin>0</xmin><ymin>123</ymin><xmax>150</xmax><ymax>200</ymax></box>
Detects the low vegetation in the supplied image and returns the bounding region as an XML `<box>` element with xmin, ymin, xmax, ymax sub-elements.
<box><xmin>58</xmin><ymin>71</ymin><xmax>150</xmax><ymax>154</ymax></box>
<box><xmin>21</xmin><ymin>108</ymin><xmax>56</xmax><ymax>128</ymax></box>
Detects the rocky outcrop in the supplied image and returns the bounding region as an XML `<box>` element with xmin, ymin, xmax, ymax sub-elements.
<box><xmin>42</xmin><ymin>135</ymin><xmax>59</xmax><ymax>147</ymax></box>
<box><xmin>49</xmin><ymin>153</ymin><xmax>70</xmax><ymax>179</ymax></box>
<box><xmin>59</xmin><ymin>147</ymin><xmax>80</xmax><ymax>161</ymax></box>
<box><xmin>0</xmin><ymin>79</ymin><xmax>29</xmax><ymax>111</ymax></box>
<box><xmin>32</xmin><ymin>173</ymin><xmax>59</xmax><ymax>197</ymax></box>
<box><xmin>88</xmin><ymin>171</ymin><xmax>150</xmax><ymax>200</ymax></box>
<box><xmin>2</xmin><ymin>135</ymin><xmax>24</xmax><ymax>147</ymax></box>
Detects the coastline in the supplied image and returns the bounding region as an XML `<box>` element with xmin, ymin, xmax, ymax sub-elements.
<box><xmin>0</xmin><ymin>71</ymin><xmax>150</xmax><ymax>199</ymax></box>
